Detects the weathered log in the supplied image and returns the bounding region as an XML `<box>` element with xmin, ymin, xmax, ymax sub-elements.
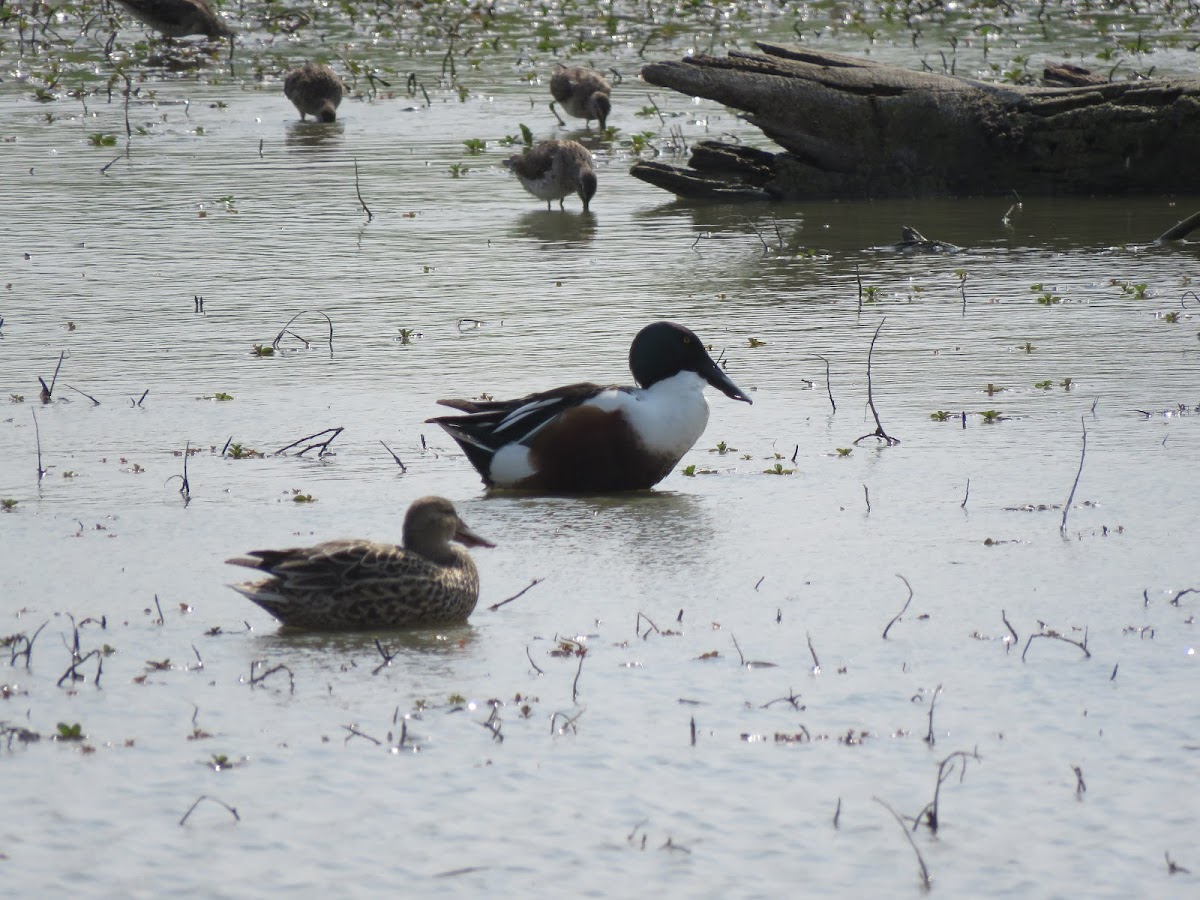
<box><xmin>634</xmin><ymin>44</ymin><xmax>1200</xmax><ymax>201</ymax></box>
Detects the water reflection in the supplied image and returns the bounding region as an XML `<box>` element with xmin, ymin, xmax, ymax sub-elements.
<box><xmin>511</xmin><ymin>209</ymin><xmax>596</xmax><ymax>245</ymax></box>
<box><xmin>560</xmin><ymin>128</ymin><xmax>607</xmax><ymax>151</ymax></box>
<box><xmin>255</xmin><ymin>623</ymin><xmax>479</xmax><ymax>668</ymax></box>
<box><xmin>493</xmin><ymin>491</ymin><xmax>715</xmax><ymax>579</ymax></box>
<box><xmin>637</xmin><ymin>195</ymin><xmax>1191</xmax><ymax>252</ymax></box>
<box><xmin>285</xmin><ymin>119</ymin><xmax>345</xmax><ymax>149</ymax></box>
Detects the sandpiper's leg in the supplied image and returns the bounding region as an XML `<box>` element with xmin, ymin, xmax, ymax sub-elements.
<box><xmin>558</xmin><ymin>198</ymin><xmax>565</xmax><ymax>210</ymax></box>
<box><xmin>549</xmin><ymin>101</ymin><xmax>565</xmax><ymax>127</ymax></box>
<box><xmin>545</xmin><ymin>200</ymin><xmax>551</xmax><ymax>211</ymax></box>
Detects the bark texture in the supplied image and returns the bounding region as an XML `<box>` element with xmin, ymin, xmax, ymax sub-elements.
<box><xmin>633</xmin><ymin>44</ymin><xmax>1200</xmax><ymax>200</ymax></box>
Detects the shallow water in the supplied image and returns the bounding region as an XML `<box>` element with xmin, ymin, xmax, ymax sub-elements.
<box><xmin>2</xmin><ymin>3</ymin><xmax>1199</xmax><ymax>896</ymax></box>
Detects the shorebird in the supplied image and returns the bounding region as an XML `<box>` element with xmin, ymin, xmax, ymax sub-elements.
<box><xmin>112</xmin><ymin>0</ymin><xmax>234</xmax><ymax>39</ymax></box>
<box><xmin>227</xmin><ymin>497</ymin><xmax>494</xmax><ymax>629</ymax></box>
<box><xmin>550</xmin><ymin>64</ymin><xmax>611</xmax><ymax>131</ymax></box>
<box><xmin>504</xmin><ymin>139</ymin><xmax>597</xmax><ymax>211</ymax></box>
<box><xmin>427</xmin><ymin>322</ymin><xmax>752</xmax><ymax>492</ymax></box>
<box><xmin>284</xmin><ymin>62</ymin><xmax>345</xmax><ymax>123</ymax></box>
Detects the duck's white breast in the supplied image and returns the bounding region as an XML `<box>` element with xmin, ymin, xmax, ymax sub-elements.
<box><xmin>590</xmin><ymin>372</ymin><xmax>711</xmax><ymax>459</ymax></box>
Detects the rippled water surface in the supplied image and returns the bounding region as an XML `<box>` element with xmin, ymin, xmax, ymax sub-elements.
<box><xmin>2</xmin><ymin>3</ymin><xmax>1199</xmax><ymax>896</ymax></box>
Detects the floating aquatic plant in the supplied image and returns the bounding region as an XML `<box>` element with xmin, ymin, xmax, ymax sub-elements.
<box><xmin>54</xmin><ymin>722</ymin><xmax>85</xmax><ymax>741</ymax></box>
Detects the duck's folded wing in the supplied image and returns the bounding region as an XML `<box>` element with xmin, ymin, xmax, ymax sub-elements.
<box><xmin>429</xmin><ymin>383</ymin><xmax>616</xmax><ymax>450</ymax></box>
<box><xmin>229</xmin><ymin>540</ymin><xmax>436</xmax><ymax>594</ymax></box>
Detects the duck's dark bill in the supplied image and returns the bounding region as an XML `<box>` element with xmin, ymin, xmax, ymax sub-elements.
<box><xmin>455</xmin><ymin>522</ymin><xmax>496</xmax><ymax>548</ymax></box>
<box><xmin>701</xmin><ymin>356</ymin><xmax>753</xmax><ymax>403</ymax></box>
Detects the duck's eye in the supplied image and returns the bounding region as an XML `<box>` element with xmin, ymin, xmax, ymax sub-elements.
<box><xmin>682</xmin><ymin>336</ymin><xmax>691</xmax><ymax>344</ymax></box>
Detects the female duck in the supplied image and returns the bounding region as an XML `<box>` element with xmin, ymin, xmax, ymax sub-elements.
<box><xmin>505</xmin><ymin>139</ymin><xmax>597</xmax><ymax>211</ymax></box>
<box><xmin>284</xmin><ymin>62</ymin><xmax>345</xmax><ymax>123</ymax></box>
<box><xmin>227</xmin><ymin>497</ymin><xmax>493</xmax><ymax>630</ymax></box>
<box><xmin>550</xmin><ymin>64</ymin><xmax>612</xmax><ymax>131</ymax></box>
<box><xmin>112</xmin><ymin>0</ymin><xmax>234</xmax><ymax>39</ymax></box>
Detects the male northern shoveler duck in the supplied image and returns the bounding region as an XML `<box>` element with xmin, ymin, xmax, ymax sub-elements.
<box><xmin>550</xmin><ymin>64</ymin><xmax>612</xmax><ymax>131</ymax></box>
<box><xmin>284</xmin><ymin>62</ymin><xmax>344</xmax><ymax>123</ymax></box>
<box><xmin>112</xmin><ymin>0</ymin><xmax>234</xmax><ymax>39</ymax></box>
<box><xmin>427</xmin><ymin>321</ymin><xmax>752</xmax><ymax>492</ymax></box>
<box><xmin>226</xmin><ymin>496</ymin><xmax>493</xmax><ymax>630</ymax></box>
<box><xmin>505</xmin><ymin>139</ymin><xmax>597</xmax><ymax>212</ymax></box>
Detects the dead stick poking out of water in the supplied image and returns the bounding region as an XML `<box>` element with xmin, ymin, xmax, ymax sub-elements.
<box><xmin>881</xmin><ymin>574</ymin><xmax>914</xmax><ymax>640</ymax></box>
<box><xmin>854</xmin><ymin>319</ymin><xmax>900</xmax><ymax>446</ymax></box>
<box><xmin>353</xmin><ymin>158</ymin><xmax>374</xmax><ymax>222</ymax></box>
<box><xmin>812</xmin><ymin>354</ymin><xmax>836</xmax><ymax>412</ymax></box>
<box><xmin>923</xmin><ymin>683</ymin><xmax>942</xmax><ymax>746</ymax></box>
<box><xmin>571</xmin><ymin>650</ymin><xmax>586</xmax><ymax>703</ymax></box>
<box><xmin>249</xmin><ymin>661</ymin><xmax>296</xmax><ymax>693</ymax></box>
<box><xmin>1157</xmin><ymin>209</ymin><xmax>1200</xmax><ymax>242</ymax></box>
<box><xmin>31</xmin><ymin>408</ymin><xmax>45</xmax><ymax>481</ymax></box>
<box><xmin>39</xmin><ymin>350</ymin><xmax>67</xmax><ymax>402</ymax></box>
<box><xmin>8</xmin><ymin>622</ymin><xmax>47</xmax><ymax>669</ymax></box>
<box><xmin>179</xmin><ymin>795</ymin><xmax>240</xmax><ymax>827</ymax></box>
<box><xmin>65</xmin><ymin>384</ymin><xmax>100</xmax><ymax>405</ymax></box>
<box><xmin>166</xmin><ymin>442</ymin><xmax>192</xmax><ymax>500</ymax></box>
<box><xmin>488</xmin><ymin>577</ymin><xmax>544</xmax><ymax>611</ymax></box>
<box><xmin>873</xmin><ymin>797</ymin><xmax>932</xmax><ymax>891</ymax></box>
<box><xmin>1021</xmin><ymin>628</ymin><xmax>1090</xmax><ymax>661</ymax></box>
<box><xmin>272</xmin><ymin>310</ymin><xmax>334</xmax><ymax>356</ymax></box>
<box><xmin>379</xmin><ymin>441</ymin><xmax>407</xmax><ymax>471</ymax></box>
<box><xmin>915</xmin><ymin>748</ymin><xmax>982</xmax><ymax>834</ymax></box>
<box><xmin>275</xmin><ymin>426</ymin><xmax>343</xmax><ymax>457</ymax></box>
<box><xmin>1060</xmin><ymin>414</ymin><xmax>1087</xmax><ymax>534</ymax></box>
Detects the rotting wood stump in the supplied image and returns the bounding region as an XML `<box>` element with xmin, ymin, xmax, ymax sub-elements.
<box><xmin>633</xmin><ymin>44</ymin><xmax>1200</xmax><ymax>201</ymax></box>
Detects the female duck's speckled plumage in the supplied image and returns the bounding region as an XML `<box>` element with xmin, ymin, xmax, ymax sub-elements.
<box><xmin>505</xmin><ymin>139</ymin><xmax>597</xmax><ymax>211</ymax></box>
<box><xmin>227</xmin><ymin>497</ymin><xmax>493</xmax><ymax>630</ymax></box>
<box><xmin>112</xmin><ymin>0</ymin><xmax>234</xmax><ymax>39</ymax></box>
<box><xmin>550</xmin><ymin>64</ymin><xmax>612</xmax><ymax>130</ymax></box>
<box><xmin>284</xmin><ymin>62</ymin><xmax>345</xmax><ymax>123</ymax></box>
